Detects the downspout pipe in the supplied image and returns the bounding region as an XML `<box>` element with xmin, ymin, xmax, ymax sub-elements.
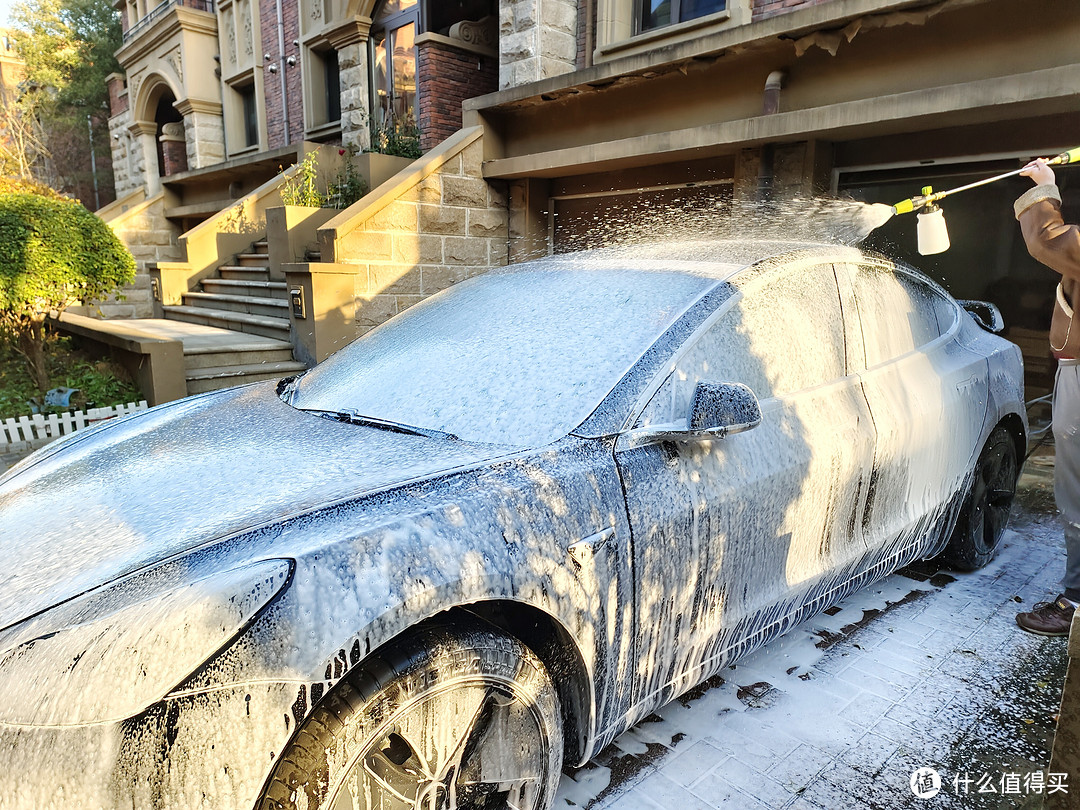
<box><xmin>762</xmin><ymin>69</ymin><xmax>786</xmax><ymax>115</ymax></box>
<box><xmin>276</xmin><ymin>0</ymin><xmax>290</xmax><ymax>146</ymax></box>
<box><xmin>757</xmin><ymin>70</ymin><xmax>787</xmax><ymax>200</ymax></box>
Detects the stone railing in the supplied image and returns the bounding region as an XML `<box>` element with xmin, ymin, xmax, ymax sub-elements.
<box><xmin>152</xmin><ymin>143</ymin><xmax>344</xmax><ymax>308</ymax></box>
<box><xmin>311</xmin><ymin>126</ymin><xmax>507</xmax><ymax>340</ymax></box>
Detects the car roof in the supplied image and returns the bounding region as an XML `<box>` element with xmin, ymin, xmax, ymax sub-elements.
<box><xmin>498</xmin><ymin>240</ymin><xmax>867</xmax><ymax>285</ymax></box>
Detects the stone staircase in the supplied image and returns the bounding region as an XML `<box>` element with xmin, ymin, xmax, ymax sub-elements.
<box><xmin>160</xmin><ymin>239</ymin><xmax>308</xmax><ymax>393</ymax></box>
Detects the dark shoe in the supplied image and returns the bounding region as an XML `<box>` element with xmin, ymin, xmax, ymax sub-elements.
<box><xmin>1016</xmin><ymin>596</ymin><xmax>1076</xmax><ymax>636</ymax></box>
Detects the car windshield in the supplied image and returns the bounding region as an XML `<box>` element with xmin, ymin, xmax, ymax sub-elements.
<box><xmin>285</xmin><ymin>265</ymin><xmax>716</xmax><ymax>446</ymax></box>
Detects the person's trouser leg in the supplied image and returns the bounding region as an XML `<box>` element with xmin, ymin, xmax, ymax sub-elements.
<box><xmin>1053</xmin><ymin>360</ymin><xmax>1080</xmax><ymax>602</ymax></box>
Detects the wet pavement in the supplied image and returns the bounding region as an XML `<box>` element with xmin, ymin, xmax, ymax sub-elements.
<box><xmin>555</xmin><ymin>452</ymin><xmax>1069</xmax><ymax>810</ymax></box>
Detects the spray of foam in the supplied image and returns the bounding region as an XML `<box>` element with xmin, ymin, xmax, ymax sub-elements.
<box><xmin>542</xmin><ymin>195</ymin><xmax>896</xmax><ymax>259</ymax></box>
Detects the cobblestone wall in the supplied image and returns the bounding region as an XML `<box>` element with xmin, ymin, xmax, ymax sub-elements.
<box><xmin>499</xmin><ymin>0</ymin><xmax>578</xmax><ymax>89</ymax></box>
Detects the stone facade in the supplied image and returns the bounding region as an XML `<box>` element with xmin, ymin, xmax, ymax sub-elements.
<box><xmin>499</xmin><ymin>0</ymin><xmax>578</xmax><ymax>89</ymax></box>
<box><xmin>103</xmin><ymin>195</ymin><xmax>184</xmax><ymax>318</ymax></box>
<box><xmin>753</xmin><ymin>0</ymin><xmax>830</xmax><ymax>21</ymax></box>
<box><xmin>329</xmin><ymin>134</ymin><xmax>508</xmax><ymax>334</ymax></box>
<box><xmin>417</xmin><ymin>39</ymin><xmax>498</xmax><ymax>151</ymax></box>
<box><xmin>338</xmin><ymin>41</ymin><xmax>371</xmax><ymax>151</ymax></box>
<box><xmin>180</xmin><ymin>106</ymin><xmax>227</xmax><ymax>168</ymax></box>
<box><xmin>260</xmin><ymin>0</ymin><xmax>304</xmax><ymax>148</ymax></box>
<box><xmin>108</xmin><ymin>114</ymin><xmax>142</xmax><ymax>200</ymax></box>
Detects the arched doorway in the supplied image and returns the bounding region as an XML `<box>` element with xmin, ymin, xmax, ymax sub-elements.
<box><xmin>151</xmin><ymin>87</ymin><xmax>186</xmax><ymax>177</ymax></box>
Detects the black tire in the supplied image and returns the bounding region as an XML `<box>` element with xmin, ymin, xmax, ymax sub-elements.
<box><xmin>941</xmin><ymin>425</ymin><xmax>1018</xmax><ymax>571</ymax></box>
<box><xmin>259</xmin><ymin>616</ymin><xmax>563</xmax><ymax>810</ymax></box>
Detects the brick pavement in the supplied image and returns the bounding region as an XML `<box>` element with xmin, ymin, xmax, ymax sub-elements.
<box><xmin>557</xmin><ymin>458</ymin><xmax>1068</xmax><ymax>810</ymax></box>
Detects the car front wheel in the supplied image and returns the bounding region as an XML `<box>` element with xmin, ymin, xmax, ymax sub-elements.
<box><xmin>942</xmin><ymin>425</ymin><xmax>1018</xmax><ymax>571</ymax></box>
<box><xmin>259</xmin><ymin>617</ymin><xmax>563</xmax><ymax>810</ymax></box>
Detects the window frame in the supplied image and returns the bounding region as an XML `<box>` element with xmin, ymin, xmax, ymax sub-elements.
<box><xmin>627</xmin><ymin>261</ymin><xmax>850</xmax><ymax>431</ymax></box>
<box><xmin>369</xmin><ymin>0</ymin><xmax>422</xmax><ymax>131</ymax></box>
<box><xmin>850</xmin><ymin>259</ymin><xmax>960</xmax><ymax>371</ymax></box>
<box><xmin>634</xmin><ymin>0</ymin><xmax>727</xmax><ymax>35</ymax></box>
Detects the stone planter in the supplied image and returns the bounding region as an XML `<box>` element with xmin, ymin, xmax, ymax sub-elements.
<box><xmin>356</xmin><ymin>152</ymin><xmax>414</xmax><ymax>191</ymax></box>
<box><xmin>266</xmin><ymin>205</ymin><xmax>339</xmax><ymax>280</ymax></box>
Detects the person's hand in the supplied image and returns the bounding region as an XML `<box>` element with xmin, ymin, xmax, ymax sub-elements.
<box><xmin>1020</xmin><ymin>157</ymin><xmax>1056</xmax><ymax>186</ymax></box>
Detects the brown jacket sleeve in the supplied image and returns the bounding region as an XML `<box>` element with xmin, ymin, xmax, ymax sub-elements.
<box><xmin>1016</xmin><ymin>184</ymin><xmax>1080</xmax><ymax>282</ymax></box>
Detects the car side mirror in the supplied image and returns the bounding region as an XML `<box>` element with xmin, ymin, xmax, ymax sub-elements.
<box><xmin>958</xmin><ymin>300</ymin><xmax>1004</xmax><ymax>334</ymax></box>
<box><xmin>687</xmin><ymin>381</ymin><xmax>763</xmax><ymax>437</ymax></box>
<box><xmin>625</xmin><ymin>381</ymin><xmax>762</xmax><ymax>447</ymax></box>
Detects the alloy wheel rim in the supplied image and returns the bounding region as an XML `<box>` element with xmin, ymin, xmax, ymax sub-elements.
<box><xmin>329</xmin><ymin>678</ymin><xmax>550</xmax><ymax>810</ymax></box>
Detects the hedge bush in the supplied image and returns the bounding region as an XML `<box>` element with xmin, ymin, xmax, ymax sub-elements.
<box><xmin>0</xmin><ymin>191</ymin><xmax>135</xmax><ymax>392</ymax></box>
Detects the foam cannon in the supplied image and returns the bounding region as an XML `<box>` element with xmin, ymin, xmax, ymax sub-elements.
<box><xmin>889</xmin><ymin>146</ymin><xmax>1080</xmax><ymax>255</ymax></box>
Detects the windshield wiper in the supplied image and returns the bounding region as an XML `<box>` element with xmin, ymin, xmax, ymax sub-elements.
<box><xmin>298</xmin><ymin>408</ymin><xmax>459</xmax><ymax>441</ymax></box>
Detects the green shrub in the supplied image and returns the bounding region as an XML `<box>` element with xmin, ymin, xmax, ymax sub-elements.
<box><xmin>279</xmin><ymin>148</ymin><xmax>370</xmax><ymax>209</ymax></box>
<box><xmin>279</xmin><ymin>151</ymin><xmax>323</xmax><ymax>207</ymax></box>
<box><xmin>0</xmin><ymin>177</ymin><xmax>65</xmax><ymax>200</ymax></box>
<box><xmin>0</xmin><ymin>334</ymin><xmax>141</xmax><ymax>419</ymax></box>
<box><xmin>326</xmin><ymin>145</ymin><xmax>369</xmax><ymax>209</ymax></box>
<box><xmin>0</xmin><ymin>191</ymin><xmax>135</xmax><ymax>393</ymax></box>
<box><xmin>369</xmin><ymin>114</ymin><xmax>421</xmax><ymax>160</ymax></box>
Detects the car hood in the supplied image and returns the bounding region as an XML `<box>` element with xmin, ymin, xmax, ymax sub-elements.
<box><xmin>0</xmin><ymin>382</ymin><xmax>516</xmax><ymax>631</ymax></box>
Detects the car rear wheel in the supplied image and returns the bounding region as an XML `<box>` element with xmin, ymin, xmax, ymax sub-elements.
<box><xmin>941</xmin><ymin>425</ymin><xmax>1018</xmax><ymax>571</ymax></box>
<box><xmin>259</xmin><ymin>617</ymin><xmax>563</xmax><ymax>810</ymax></box>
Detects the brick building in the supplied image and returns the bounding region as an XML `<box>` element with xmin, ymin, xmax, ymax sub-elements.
<box><xmin>96</xmin><ymin>0</ymin><xmax>1080</xmax><ymax>400</ymax></box>
<box><xmin>106</xmin><ymin>0</ymin><xmax>501</xmax><ymax>205</ymax></box>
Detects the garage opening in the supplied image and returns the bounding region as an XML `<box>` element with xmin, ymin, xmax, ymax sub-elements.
<box><xmin>551</xmin><ymin>182</ymin><xmax>734</xmax><ymax>254</ymax></box>
<box><xmin>838</xmin><ymin>156</ymin><xmax>1079</xmax><ymax>400</ymax></box>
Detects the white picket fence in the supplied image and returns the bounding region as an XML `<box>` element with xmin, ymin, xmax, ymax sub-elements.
<box><xmin>1</xmin><ymin>400</ymin><xmax>149</xmax><ymax>454</ymax></box>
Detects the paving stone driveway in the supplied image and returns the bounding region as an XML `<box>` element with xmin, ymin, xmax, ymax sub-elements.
<box><xmin>557</xmin><ymin>461</ymin><xmax>1067</xmax><ymax>810</ymax></box>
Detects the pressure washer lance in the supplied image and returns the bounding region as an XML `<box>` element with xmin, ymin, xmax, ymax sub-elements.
<box><xmin>881</xmin><ymin>146</ymin><xmax>1080</xmax><ymax>255</ymax></box>
<box><xmin>891</xmin><ymin>146</ymin><xmax>1080</xmax><ymax>216</ymax></box>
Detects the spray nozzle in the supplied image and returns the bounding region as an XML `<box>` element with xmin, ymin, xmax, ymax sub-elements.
<box><xmin>1051</xmin><ymin>147</ymin><xmax>1080</xmax><ymax>166</ymax></box>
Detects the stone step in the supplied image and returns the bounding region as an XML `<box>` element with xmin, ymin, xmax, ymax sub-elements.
<box><xmin>201</xmin><ymin>279</ymin><xmax>288</xmax><ymax>299</ymax></box>
<box><xmin>237</xmin><ymin>252</ymin><xmax>270</xmax><ymax>267</ymax></box>
<box><xmin>184</xmin><ymin>342</ymin><xmax>297</xmax><ymax>370</ymax></box>
<box><xmin>219</xmin><ymin>265</ymin><xmax>271</xmax><ymax>281</ymax></box>
<box><xmin>185</xmin><ymin>360</ymin><xmax>308</xmax><ymax>394</ymax></box>
<box><xmin>183</xmin><ymin>291</ymin><xmax>289</xmax><ymax>318</ymax></box>
<box><xmin>252</xmin><ymin>240</ymin><xmax>269</xmax><ymax>252</ymax></box>
<box><xmin>163</xmin><ymin>305</ymin><xmax>290</xmax><ymax>339</ymax></box>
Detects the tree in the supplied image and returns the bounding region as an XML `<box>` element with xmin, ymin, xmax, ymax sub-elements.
<box><xmin>9</xmin><ymin>0</ymin><xmax>121</xmax><ymax>204</ymax></box>
<box><xmin>0</xmin><ymin>190</ymin><xmax>134</xmax><ymax>393</ymax></box>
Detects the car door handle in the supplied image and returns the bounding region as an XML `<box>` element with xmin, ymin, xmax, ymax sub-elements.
<box><xmin>956</xmin><ymin>375</ymin><xmax>979</xmax><ymax>392</ymax></box>
<box><xmin>568</xmin><ymin>527</ymin><xmax>616</xmax><ymax>567</ymax></box>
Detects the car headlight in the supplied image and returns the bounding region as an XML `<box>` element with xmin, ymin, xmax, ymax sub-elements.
<box><xmin>0</xmin><ymin>558</ymin><xmax>292</xmax><ymax>726</ymax></box>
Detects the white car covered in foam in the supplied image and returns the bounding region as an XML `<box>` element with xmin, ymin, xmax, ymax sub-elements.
<box><xmin>0</xmin><ymin>241</ymin><xmax>1023</xmax><ymax>810</ymax></box>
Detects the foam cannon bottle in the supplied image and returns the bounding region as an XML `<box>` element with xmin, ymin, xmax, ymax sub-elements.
<box><xmin>890</xmin><ymin>146</ymin><xmax>1080</xmax><ymax>255</ymax></box>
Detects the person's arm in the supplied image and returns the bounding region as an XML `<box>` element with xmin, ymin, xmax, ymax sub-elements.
<box><xmin>1015</xmin><ymin>158</ymin><xmax>1080</xmax><ymax>281</ymax></box>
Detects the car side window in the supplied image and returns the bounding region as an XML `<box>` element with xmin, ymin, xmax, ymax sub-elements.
<box><xmin>853</xmin><ymin>263</ymin><xmax>953</xmax><ymax>367</ymax></box>
<box><xmin>638</xmin><ymin>263</ymin><xmax>846</xmax><ymax>426</ymax></box>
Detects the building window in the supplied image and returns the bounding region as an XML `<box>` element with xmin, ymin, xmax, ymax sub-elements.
<box><xmin>321</xmin><ymin>49</ymin><xmax>340</xmax><ymax>123</ymax></box>
<box><xmin>238</xmin><ymin>83</ymin><xmax>258</xmax><ymax>147</ymax></box>
<box><xmin>637</xmin><ymin>0</ymin><xmax>725</xmax><ymax>32</ymax></box>
<box><xmin>370</xmin><ymin>0</ymin><xmax>418</xmax><ymax>130</ymax></box>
